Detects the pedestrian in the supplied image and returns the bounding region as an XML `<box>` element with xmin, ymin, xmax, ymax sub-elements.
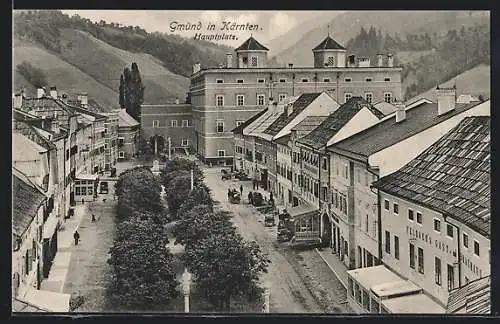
<box><xmin>248</xmin><ymin>191</ymin><xmax>253</xmax><ymax>205</ymax></box>
<box><xmin>81</xmin><ymin>198</ymin><xmax>84</xmax><ymax>204</ymax></box>
<box><xmin>73</xmin><ymin>230</ymin><xmax>80</xmax><ymax>246</ymax></box>
<box><xmin>239</xmin><ymin>185</ymin><xmax>243</xmax><ymax>196</ymax></box>
<box><xmin>228</xmin><ymin>188</ymin><xmax>231</xmax><ymax>201</ymax></box>
<box><xmin>91</xmin><ymin>214</ymin><xmax>96</xmax><ymax>222</ymax></box>
<box><xmin>270</xmin><ymin>192</ymin><xmax>273</xmax><ymax>202</ymax></box>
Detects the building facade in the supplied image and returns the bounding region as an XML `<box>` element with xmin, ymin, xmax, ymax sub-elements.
<box><xmin>193</xmin><ymin>35</ymin><xmax>403</xmax><ymax>165</ymax></box>
<box><xmin>115</xmin><ymin>109</ymin><xmax>140</xmax><ymax>160</ymax></box>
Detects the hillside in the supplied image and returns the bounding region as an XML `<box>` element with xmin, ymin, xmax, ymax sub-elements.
<box><xmin>406</xmin><ymin>64</ymin><xmax>490</xmax><ymax>104</ymax></box>
<box><xmin>13</xmin><ymin>39</ymin><xmax>120</xmax><ymax>110</ymax></box>
<box><xmin>57</xmin><ymin>28</ymin><xmax>189</xmax><ymax>104</ymax></box>
<box><xmin>276</xmin><ymin>11</ymin><xmax>489</xmax><ymax>67</ymax></box>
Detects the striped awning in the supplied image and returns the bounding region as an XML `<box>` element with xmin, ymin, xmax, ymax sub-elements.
<box><xmin>447</xmin><ymin>276</ymin><xmax>490</xmax><ymax>314</ymax></box>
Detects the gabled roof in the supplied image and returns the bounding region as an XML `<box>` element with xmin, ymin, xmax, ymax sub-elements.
<box><xmin>373</xmin><ymin>101</ymin><xmax>398</xmax><ymax>116</ymax></box>
<box><xmin>328</xmin><ymin>100</ymin><xmax>488</xmax><ymax>159</ymax></box>
<box><xmin>244</xmin><ymin>104</ymin><xmax>287</xmax><ymax>137</ymax></box>
<box><xmin>313</xmin><ymin>35</ymin><xmax>346</xmax><ymax>51</ymax></box>
<box><xmin>232</xmin><ymin>108</ymin><xmax>268</xmax><ymax>134</ymax></box>
<box><xmin>264</xmin><ymin>93</ymin><xmax>322</xmax><ymax>136</ymax></box>
<box><xmin>117</xmin><ymin>109</ymin><xmax>140</xmax><ymax>127</ymax></box>
<box><xmin>235</xmin><ymin>36</ymin><xmax>269</xmax><ymax>51</ymax></box>
<box><xmin>291</xmin><ymin>115</ymin><xmax>329</xmax><ymax>133</ymax></box>
<box><xmin>12</xmin><ymin>298</ymin><xmax>50</xmax><ymax>312</ymax></box>
<box><xmin>12</xmin><ymin>169</ymin><xmax>47</xmax><ymax>237</ymax></box>
<box><xmin>298</xmin><ymin>97</ymin><xmax>385</xmax><ymax>150</ymax></box>
<box><xmin>372</xmin><ymin>116</ymin><xmax>490</xmax><ymax>238</ymax></box>
<box><xmin>274</xmin><ymin>133</ymin><xmax>291</xmax><ymax>146</ymax></box>
<box><xmin>447</xmin><ymin>276</ymin><xmax>490</xmax><ymax>314</ymax></box>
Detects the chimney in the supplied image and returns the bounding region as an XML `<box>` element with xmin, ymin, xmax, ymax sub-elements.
<box><xmin>80</xmin><ymin>93</ymin><xmax>88</xmax><ymax>107</ymax></box>
<box><xmin>436</xmin><ymin>86</ymin><xmax>456</xmax><ymax>116</ymax></box>
<box><xmin>288</xmin><ymin>63</ymin><xmax>293</xmax><ymax>68</ymax></box>
<box><xmin>49</xmin><ymin>86</ymin><xmax>58</xmax><ymax>99</ymax></box>
<box><xmin>175</xmin><ymin>98</ymin><xmax>180</xmax><ymax>105</ymax></box>
<box><xmin>51</xmin><ymin>118</ymin><xmax>60</xmax><ymax>134</ymax></box>
<box><xmin>348</xmin><ymin>55</ymin><xmax>356</xmax><ymax>67</ymax></box>
<box><xmin>287</xmin><ymin>103</ymin><xmax>294</xmax><ymax>116</ymax></box>
<box><xmin>268</xmin><ymin>97</ymin><xmax>274</xmax><ymax>105</ymax></box>
<box><xmin>192</xmin><ymin>62</ymin><xmax>201</xmax><ymax>74</ymax></box>
<box><xmin>13</xmin><ymin>93</ymin><xmax>23</xmax><ymax>109</ymax></box>
<box><xmin>357</xmin><ymin>57</ymin><xmax>370</xmax><ymax>67</ymax></box>
<box><xmin>394</xmin><ymin>102</ymin><xmax>406</xmax><ymax>123</ymax></box>
<box><xmin>226</xmin><ymin>53</ymin><xmax>233</xmax><ymax>68</ymax></box>
<box><xmin>377</xmin><ymin>54</ymin><xmax>384</xmax><ymax>67</ymax></box>
<box><xmin>37</xmin><ymin>88</ymin><xmax>45</xmax><ymax>98</ymax></box>
<box><xmin>387</xmin><ymin>54</ymin><xmax>394</xmax><ymax>67</ymax></box>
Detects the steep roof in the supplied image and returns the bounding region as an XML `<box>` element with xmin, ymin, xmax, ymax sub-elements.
<box><xmin>372</xmin><ymin>116</ymin><xmax>490</xmax><ymax>238</ymax></box>
<box><xmin>263</xmin><ymin>93</ymin><xmax>322</xmax><ymax>136</ymax></box>
<box><xmin>235</xmin><ymin>36</ymin><xmax>269</xmax><ymax>51</ymax></box>
<box><xmin>328</xmin><ymin>100</ymin><xmax>487</xmax><ymax>159</ymax></box>
<box><xmin>373</xmin><ymin>101</ymin><xmax>398</xmax><ymax>116</ymax></box>
<box><xmin>274</xmin><ymin>133</ymin><xmax>291</xmax><ymax>146</ymax></box>
<box><xmin>232</xmin><ymin>108</ymin><xmax>268</xmax><ymax>134</ymax></box>
<box><xmin>117</xmin><ymin>109</ymin><xmax>140</xmax><ymax>127</ymax></box>
<box><xmin>12</xmin><ymin>169</ymin><xmax>47</xmax><ymax>237</ymax></box>
<box><xmin>313</xmin><ymin>35</ymin><xmax>346</xmax><ymax>51</ymax></box>
<box><xmin>297</xmin><ymin>97</ymin><xmax>385</xmax><ymax>150</ymax></box>
<box><xmin>447</xmin><ymin>276</ymin><xmax>490</xmax><ymax>314</ymax></box>
<box><xmin>291</xmin><ymin>115</ymin><xmax>329</xmax><ymax>133</ymax></box>
<box><xmin>12</xmin><ymin>298</ymin><xmax>50</xmax><ymax>312</ymax></box>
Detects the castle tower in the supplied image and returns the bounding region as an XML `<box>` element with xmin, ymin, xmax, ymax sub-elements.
<box><xmin>235</xmin><ymin>36</ymin><xmax>269</xmax><ymax>68</ymax></box>
<box><xmin>312</xmin><ymin>34</ymin><xmax>347</xmax><ymax>68</ymax></box>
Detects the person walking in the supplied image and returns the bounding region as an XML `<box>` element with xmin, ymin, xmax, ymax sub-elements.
<box><xmin>91</xmin><ymin>214</ymin><xmax>96</xmax><ymax>222</ymax></box>
<box><xmin>239</xmin><ymin>185</ymin><xmax>243</xmax><ymax>196</ymax></box>
<box><xmin>248</xmin><ymin>191</ymin><xmax>253</xmax><ymax>205</ymax></box>
<box><xmin>73</xmin><ymin>230</ymin><xmax>80</xmax><ymax>246</ymax></box>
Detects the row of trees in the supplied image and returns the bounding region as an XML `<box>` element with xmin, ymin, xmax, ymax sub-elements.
<box><xmin>119</xmin><ymin>62</ymin><xmax>144</xmax><ymax>123</ymax></box>
<box><xmin>16</xmin><ymin>61</ymin><xmax>48</xmax><ymax>88</ymax></box>
<box><xmin>108</xmin><ymin>167</ymin><xmax>177</xmax><ymax>309</ymax></box>
<box><xmin>161</xmin><ymin>158</ymin><xmax>271</xmax><ymax>311</ymax></box>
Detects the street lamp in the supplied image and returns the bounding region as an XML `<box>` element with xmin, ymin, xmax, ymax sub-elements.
<box><xmin>182</xmin><ymin>268</ymin><xmax>192</xmax><ymax>313</ymax></box>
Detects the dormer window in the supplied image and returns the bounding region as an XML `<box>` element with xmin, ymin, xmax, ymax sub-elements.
<box><xmin>302</xmin><ymin>78</ymin><xmax>309</xmax><ymax>83</ymax></box>
<box><xmin>344</xmin><ymin>78</ymin><xmax>352</xmax><ymax>82</ymax></box>
<box><xmin>365</xmin><ymin>78</ymin><xmax>372</xmax><ymax>82</ymax></box>
<box><xmin>237</xmin><ymin>79</ymin><xmax>244</xmax><ymax>84</ymax></box>
<box><xmin>279</xmin><ymin>79</ymin><xmax>286</xmax><ymax>83</ymax></box>
<box><xmin>242</xmin><ymin>57</ymin><xmax>248</xmax><ymax>64</ymax></box>
<box><xmin>257</xmin><ymin>78</ymin><xmax>265</xmax><ymax>83</ymax></box>
<box><xmin>216</xmin><ymin>79</ymin><xmax>224</xmax><ymax>84</ymax></box>
<box><xmin>323</xmin><ymin>78</ymin><xmax>330</xmax><ymax>83</ymax></box>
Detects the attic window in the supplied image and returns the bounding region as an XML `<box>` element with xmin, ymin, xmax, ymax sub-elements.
<box><xmin>237</xmin><ymin>79</ymin><xmax>244</xmax><ymax>84</ymax></box>
<box><xmin>365</xmin><ymin>78</ymin><xmax>372</xmax><ymax>82</ymax></box>
<box><xmin>344</xmin><ymin>78</ymin><xmax>352</xmax><ymax>82</ymax></box>
<box><xmin>216</xmin><ymin>79</ymin><xmax>224</xmax><ymax>84</ymax></box>
<box><xmin>279</xmin><ymin>79</ymin><xmax>286</xmax><ymax>83</ymax></box>
<box><xmin>384</xmin><ymin>77</ymin><xmax>391</xmax><ymax>82</ymax></box>
<box><xmin>302</xmin><ymin>78</ymin><xmax>309</xmax><ymax>83</ymax></box>
<box><xmin>257</xmin><ymin>79</ymin><xmax>265</xmax><ymax>83</ymax></box>
<box><xmin>323</xmin><ymin>78</ymin><xmax>330</xmax><ymax>83</ymax></box>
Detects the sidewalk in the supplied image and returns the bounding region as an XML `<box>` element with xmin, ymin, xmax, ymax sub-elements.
<box><xmin>315</xmin><ymin>248</ymin><xmax>348</xmax><ymax>289</ymax></box>
<box><xmin>40</xmin><ymin>203</ymin><xmax>88</xmax><ymax>293</ymax></box>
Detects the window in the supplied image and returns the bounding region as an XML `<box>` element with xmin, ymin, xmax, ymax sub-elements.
<box><xmin>328</xmin><ymin>56</ymin><xmax>335</xmax><ymax>66</ymax></box>
<box><xmin>344</xmin><ymin>93</ymin><xmax>352</xmax><ymax>103</ymax></box>
<box><xmin>365</xmin><ymin>215</ymin><xmax>369</xmax><ymax>232</ymax></box>
<box><xmin>301</xmin><ymin>78</ymin><xmax>309</xmax><ymax>82</ymax></box>
<box><xmin>277</xmin><ymin>93</ymin><xmax>287</xmax><ymax>102</ymax></box>
<box><xmin>384</xmin><ymin>77</ymin><xmax>391</xmax><ymax>82</ymax></box>
<box><xmin>409</xmin><ymin>243</ymin><xmax>415</xmax><ymax>269</ymax></box>
<box><xmin>218</xmin><ymin>150</ymin><xmax>225</xmax><ymax>157</ymax></box>
<box><xmin>417</xmin><ymin>247</ymin><xmax>424</xmax><ymax>274</ymax></box>
<box><xmin>118</xmin><ymin>138</ymin><xmax>124</xmax><ymax>146</ymax></box>
<box><xmin>474</xmin><ymin>240</ymin><xmax>480</xmax><ymax>256</ymax></box>
<box><xmin>355</xmin><ymin>283</ymin><xmax>361</xmax><ymax>304</ymax></box>
<box><xmin>365</xmin><ymin>93</ymin><xmax>373</xmax><ymax>103</ymax></box>
<box><xmin>322</xmin><ymin>157</ymin><xmax>327</xmax><ymax>170</ymax></box>
<box><xmin>447</xmin><ymin>264</ymin><xmax>455</xmax><ymax>290</ymax></box>
<box><xmin>384</xmin><ymin>92</ymin><xmax>392</xmax><ymax>103</ymax></box>
<box><xmin>216</xmin><ymin>79</ymin><xmax>224</xmax><ymax>83</ymax></box>
<box><xmin>279</xmin><ymin>78</ymin><xmax>286</xmax><ymax>83</ymax></box>
<box><xmin>257</xmin><ymin>94</ymin><xmax>265</xmax><ymax>106</ymax></box>
<box><xmin>394</xmin><ymin>236</ymin><xmax>400</xmax><ymax>260</ymax></box>
<box><xmin>384</xmin><ymin>199</ymin><xmax>390</xmax><ymax>211</ymax></box>
<box><xmin>408</xmin><ymin>209</ymin><xmax>414</xmax><ymax>221</ymax></box>
<box><xmin>237</xmin><ymin>79</ymin><xmax>244</xmax><ymax>83</ymax></box>
<box><xmin>365</xmin><ymin>78</ymin><xmax>372</xmax><ymax>82</ymax></box>
<box><xmin>434</xmin><ymin>219</ymin><xmax>441</xmax><ymax>232</ymax></box>
<box><xmin>152</xmin><ymin>120</ymin><xmax>159</xmax><ymax>128</ymax></box>
<box><xmin>251</xmin><ymin>56</ymin><xmax>258</xmax><ymax>67</ymax></box>
<box><xmin>182</xmin><ymin>120</ymin><xmax>189</xmax><ymax>127</ymax></box>
<box><xmin>216</xmin><ymin>120</ymin><xmax>224</xmax><ymax>133</ymax></box>
<box><xmin>463</xmin><ymin>233</ymin><xmax>469</xmax><ymax>248</ymax></box>
<box><xmin>216</xmin><ymin>95</ymin><xmax>224</xmax><ymax>107</ymax></box>
<box><xmin>171</xmin><ymin>120</ymin><xmax>178</xmax><ymax>127</ymax></box>
<box><xmin>257</xmin><ymin>78</ymin><xmax>265</xmax><ymax>83</ymax></box>
<box><xmin>118</xmin><ymin>151</ymin><xmax>125</xmax><ymax>158</ymax></box>
<box><xmin>393</xmin><ymin>202</ymin><xmax>399</xmax><ymax>215</ymax></box>
<box><xmin>188</xmin><ymin>119</ymin><xmax>192</xmax><ymax>127</ymax></box>
<box><xmin>236</xmin><ymin>120</ymin><xmax>243</xmax><ymax>127</ymax></box>
<box><xmin>323</xmin><ymin>78</ymin><xmax>330</xmax><ymax>83</ymax></box>
<box><xmin>385</xmin><ymin>231</ymin><xmax>391</xmax><ymax>254</ymax></box>
<box><xmin>416</xmin><ymin>212</ymin><xmax>422</xmax><ymax>224</ymax></box>
<box><xmin>237</xmin><ymin>95</ymin><xmax>245</xmax><ymax>106</ymax></box>
<box><xmin>446</xmin><ymin>224</ymin><xmax>454</xmax><ymax>238</ymax></box>
<box><xmin>348</xmin><ymin>278</ymin><xmax>354</xmax><ymax>297</ymax></box>
<box><xmin>181</xmin><ymin>139</ymin><xmax>189</xmax><ymax>147</ymax></box>
<box><xmin>435</xmin><ymin>257</ymin><xmax>442</xmax><ymax>286</ymax></box>
<box><xmin>344</xmin><ymin>78</ymin><xmax>352</xmax><ymax>82</ymax></box>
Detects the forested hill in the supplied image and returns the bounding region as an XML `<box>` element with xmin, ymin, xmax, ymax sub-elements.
<box><xmin>345</xmin><ymin>24</ymin><xmax>490</xmax><ymax>100</ymax></box>
<box><xmin>14</xmin><ymin>10</ymin><xmax>233</xmax><ymax>77</ymax></box>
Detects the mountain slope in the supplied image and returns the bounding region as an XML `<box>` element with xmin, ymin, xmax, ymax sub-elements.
<box><xmin>13</xmin><ymin>40</ymin><xmax>119</xmax><ymax>110</ymax></box>
<box><xmin>276</xmin><ymin>11</ymin><xmax>489</xmax><ymax>67</ymax></box>
<box><xmin>406</xmin><ymin>64</ymin><xmax>490</xmax><ymax>104</ymax></box>
<box><xmin>57</xmin><ymin>28</ymin><xmax>189</xmax><ymax>104</ymax></box>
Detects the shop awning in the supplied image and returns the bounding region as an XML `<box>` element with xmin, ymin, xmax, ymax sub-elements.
<box><xmin>347</xmin><ymin>265</ymin><xmax>402</xmax><ymax>292</ymax></box>
<box><xmin>43</xmin><ymin>215</ymin><xmax>59</xmax><ymax>239</ymax></box>
<box><xmin>381</xmin><ymin>293</ymin><xmax>446</xmax><ymax>313</ymax></box>
<box><xmin>24</xmin><ymin>289</ymin><xmax>71</xmax><ymax>312</ymax></box>
<box><xmin>289</xmin><ymin>202</ymin><xmax>318</xmax><ymax>220</ymax></box>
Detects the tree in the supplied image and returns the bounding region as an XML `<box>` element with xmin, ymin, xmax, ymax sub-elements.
<box><xmin>177</xmin><ymin>183</ymin><xmax>213</xmax><ymax>217</ymax></box>
<box><xmin>161</xmin><ymin>157</ymin><xmax>203</xmax><ymax>189</ymax></box>
<box><xmin>120</xmin><ymin>62</ymin><xmax>145</xmax><ymax>123</ymax></box>
<box><xmin>16</xmin><ymin>61</ymin><xmax>48</xmax><ymax>88</ymax></box>
<box><xmin>108</xmin><ymin>216</ymin><xmax>179</xmax><ymax>309</ymax></box>
<box><xmin>119</xmin><ymin>74</ymin><xmax>125</xmax><ymax>108</ymax></box>
<box><xmin>164</xmin><ymin>172</ymin><xmax>200</xmax><ymax>219</ymax></box>
<box><xmin>183</xmin><ymin>231</ymin><xmax>270</xmax><ymax>311</ymax></box>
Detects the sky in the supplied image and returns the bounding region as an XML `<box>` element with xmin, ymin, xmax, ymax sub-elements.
<box><xmin>61</xmin><ymin>10</ymin><xmax>343</xmax><ymax>47</ymax></box>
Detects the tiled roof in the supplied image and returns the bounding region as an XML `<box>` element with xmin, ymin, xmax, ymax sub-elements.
<box><xmin>12</xmin><ymin>169</ymin><xmax>46</xmax><ymax>237</ymax></box>
<box><xmin>313</xmin><ymin>35</ymin><xmax>346</xmax><ymax>51</ymax></box>
<box><xmin>117</xmin><ymin>109</ymin><xmax>140</xmax><ymax>127</ymax></box>
<box><xmin>232</xmin><ymin>108</ymin><xmax>268</xmax><ymax>134</ymax></box>
<box><xmin>373</xmin><ymin>101</ymin><xmax>398</xmax><ymax>116</ymax></box>
<box><xmin>447</xmin><ymin>276</ymin><xmax>490</xmax><ymax>314</ymax></box>
<box><xmin>274</xmin><ymin>133</ymin><xmax>291</xmax><ymax>146</ymax></box>
<box><xmin>263</xmin><ymin>93</ymin><xmax>322</xmax><ymax>136</ymax></box>
<box><xmin>297</xmin><ymin>97</ymin><xmax>385</xmax><ymax>150</ymax></box>
<box><xmin>291</xmin><ymin>115</ymin><xmax>329</xmax><ymax>133</ymax></box>
<box><xmin>12</xmin><ymin>298</ymin><xmax>49</xmax><ymax>312</ymax></box>
<box><xmin>235</xmin><ymin>36</ymin><xmax>269</xmax><ymax>51</ymax></box>
<box><xmin>328</xmin><ymin>100</ymin><xmax>487</xmax><ymax>159</ymax></box>
<box><xmin>372</xmin><ymin>116</ymin><xmax>490</xmax><ymax>238</ymax></box>
<box><xmin>245</xmin><ymin>105</ymin><xmax>286</xmax><ymax>137</ymax></box>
